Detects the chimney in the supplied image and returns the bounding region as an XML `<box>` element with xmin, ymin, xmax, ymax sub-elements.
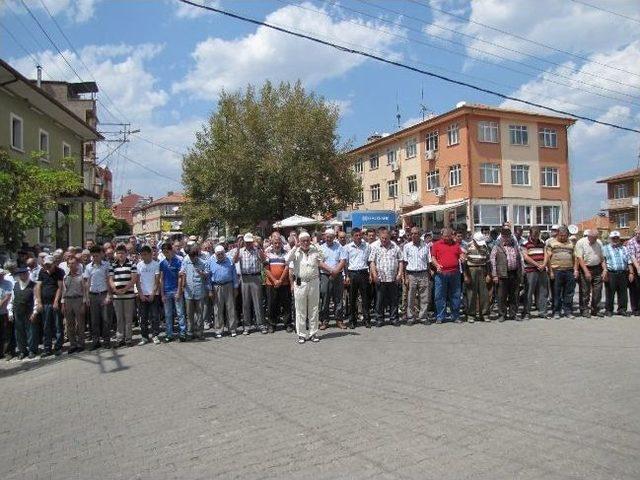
<box><xmin>367</xmin><ymin>132</ymin><xmax>382</xmax><ymax>143</ymax></box>
<box><xmin>36</xmin><ymin>65</ymin><xmax>42</xmax><ymax>88</ymax></box>
<box><xmin>167</xmin><ymin>191</ymin><xmax>174</xmax><ymax>196</ymax></box>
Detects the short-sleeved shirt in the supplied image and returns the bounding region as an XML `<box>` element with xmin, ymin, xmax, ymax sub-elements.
<box><xmin>209</xmin><ymin>256</ymin><xmax>239</xmax><ymax>288</ymax></box>
<box><xmin>287</xmin><ymin>245</ymin><xmax>324</xmax><ymax>282</ymax></box>
<box><xmin>345</xmin><ymin>241</ymin><xmax>371</xmax><ymax>271</ymax></box>
<box><xmin>237</xmin><ymin>247</ymin><xmax>262</xmax><ymax>275</ymax></box>
<box><xmin>180</xmin><ymin>255</ymin><xmax>209</xmax><ymax>300</ymax></box>
<box><xmin>431</xmin><ymin>240</ymin><xmax>462</xmax><ymax>274</ymax></box>
<box><xmin>37</xmin><ymin>267</ymin><xmax>64</xmax><ymax>304</ymax></box>
<box><xmin>109</xmin><ymin>259</ymin><xmax>137</xmax><ymax>299</ymax></box>
<box><xmin>624</xmin><ymin>237</ymin><xmax>640</xmax><ymax>263</ymax></box>
<box><xmin>83</xmin><ymin>261</ymin><xmax>110</xmax><ymax>293</ymax></box>
<box><xmin>402</xmin><ymin>241</ymin><xmax>431</xmax><ymax>272</ymax></box>
<box><xmin>546</xmin><ymin>239</ymin><xmax>575</xmax><ymax>270</ymax></box>
<box><xmin>136</xmin><ymin>260</ymin><xmax>160</xmax><ymax>296</ymax></box>
<box><xmin>0</xmin><ymin>278</ymin><xmax>12</xmax><ymax>315</ymax></box>
<box><xmin>265</xmin><ymin>249</ymin><xmax>289</xmax><ymax>286</ymax></box>
<box><xmin>320</xmin><ymin>242</ymin><xmax>348</xmax><ymax>270</ymax></box>
<box><xmin>575</xmin><ymin>237</ymin><xmax>603</xmax><ymax>267</ymax></box>
<box><xmin>602</xmin><ymin>244</ymin><xmax>631</xmax><ymax>272</ymax></box>
<box><xmin>522</xmin><ymin>239</ymin><xmax>546</xmax><ymax>273</ymax></box>
<box><xmin>160</xmin><ymin>256</ymin><xmax>182</xmax><ymax>293</ymax></box>
<box><xmin>369</xmin><ymin>243</ymin><xmax>402</xmax><ymax>282</ymax></box>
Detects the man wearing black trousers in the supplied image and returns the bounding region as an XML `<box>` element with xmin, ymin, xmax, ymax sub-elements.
<box><xmin>345</xmin><ymin>228</ymin><xmax>371</xmax><ymax>328</ymax></box>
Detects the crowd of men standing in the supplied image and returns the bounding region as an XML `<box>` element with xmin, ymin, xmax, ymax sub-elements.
<box><xmin>0</xmin><ymin>222</ymin><xmax>637</xmax><ymax>360</ymax></box>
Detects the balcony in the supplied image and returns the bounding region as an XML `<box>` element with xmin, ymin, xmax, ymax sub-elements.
<box><xmin>601</xmin><ymin>197</ymin><xmax>638</xmax><ymax>210</ymax></box>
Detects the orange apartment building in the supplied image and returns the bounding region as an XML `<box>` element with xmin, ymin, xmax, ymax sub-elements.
<box><xmin>349</xmin><ymin>103</ymin><xmax>575</xmax><ymax>232</ymax></box>
<box><xmin>597</xmin><ymin>168</ymin><xmax>640</xmax><ymax>238</ymax></box>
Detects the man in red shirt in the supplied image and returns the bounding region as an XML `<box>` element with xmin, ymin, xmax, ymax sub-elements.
<box><xmin>430</xmin><ymin>228</ymin><xmax>464</xmax><ymax>323</ymax></box>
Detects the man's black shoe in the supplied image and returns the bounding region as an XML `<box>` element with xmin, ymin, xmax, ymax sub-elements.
<box><xmin>348</xmin><ymin>322</ymin><xmax>356</xmax><ymax>329</ymax></box>
<box><xmin>68</xmin><ymin>347</ymin><xmax>77</xmax><ymax>355</ymax></box>
<box><xmin>179</xmin><ymin>334</ymin><xmax>187</xmax><ymax>342</ymax></box>
<box><xmin>41</xmin><ymin>350</ymin><xmax>52</xmax><ymax>358</ymax></box>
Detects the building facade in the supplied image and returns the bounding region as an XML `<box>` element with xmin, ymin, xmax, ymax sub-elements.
<box><xmin>0</xmin><ymin>59</ymin><xmax>102</xmax><ymax>248</ymax></box>
<box><xmin>112</xmin><ymin>191</ymin><xmax>148</xmax><ymax>227</ymax></box>
<box><xmin>597</xmin><ymin>168</ymin><xmax>640</xmax><ymax>238</ymax></box>
<box><xmin>131</xmin><ymin>192</ymin><xmax>186</xmax><ymax>240</ymax></box>
<box><xmin>349</xmin><ymin>103</ymin><xmax>575</xmax><ymax>232</ymax></box>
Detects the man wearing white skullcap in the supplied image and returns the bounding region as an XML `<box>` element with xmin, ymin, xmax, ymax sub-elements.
<box><xmin>318</xmin><ymin>228</ymin><xmax>348</xmax><ymax>330</ymax></box>
<box><xmin>286</xmin><ymin>231</ymin><xmax>326</xmax><ymax>343</ymax></box>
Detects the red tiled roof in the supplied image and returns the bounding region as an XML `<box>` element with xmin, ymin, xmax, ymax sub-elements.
<box><xmin>132</xmin><ymin>193</ymin><xmax>186</xmax><ymax>212</ymax></box>
<box><xmin>113</xmin><ymin>193</ymin><xmax>144</xmax><ymax>225</ymax></box>
<box><xmin>577</xmin><ymin>215</ymin><xmax>609</xmax><ymax>232</ymax></box>
<box><xmin>596</xmin><ymin>168</ymin><xmax>640</xmax><ymax>184</ymax></box>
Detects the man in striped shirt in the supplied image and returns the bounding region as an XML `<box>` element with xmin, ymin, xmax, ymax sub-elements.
<box><xmin>522</xmin><ymin>226</ymin><xmax>549</xmax><ymax>319</ymax></box>
<box><xmin>108</xmin><ymin>244</ymin><xmax>138</xmax><ymax>347</ymax></box>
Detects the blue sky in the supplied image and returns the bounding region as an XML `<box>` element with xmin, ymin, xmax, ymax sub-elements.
<box><xmin>1</xmin><ymin>0</ymin><xmax>639</xmax><ymax>222</ymax></box>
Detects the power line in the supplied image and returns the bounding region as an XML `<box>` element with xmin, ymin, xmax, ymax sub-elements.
<box><xmin>353</xmin><ymin>0</ymin><xmax>640</xmax><ymax>94</ymax></box>
<box><xmin>37</xmin><ymin>0</ymin><xmax>129</xmax><ymax>124</ymax></box>
<box><xmin>406</xmin><ymin>0</ymin><xmax>640</xmax><ymax>79</ymax></box>
<box><xmin>132</xmin><ymin>134</ymin><xmax>187</xmax><ymax>157</ymax></box>
<box><xmin>176</xmin><ymin>0</ymin><xmax>640</xmax><ymax>134</ymax></box>
<box><xmin>118</xmin><ymin>151</ymin><xmax>183</xmax><ymax>186</ymax></box>
<box><xmin>567</xmin><ymin>0</ymin><xmax>640</xmax><ymax>24</ymax></box>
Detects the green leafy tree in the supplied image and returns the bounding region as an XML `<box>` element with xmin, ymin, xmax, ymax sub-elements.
<box><xmin>182</xmin><ymin>81</ymin><xmax>360</xmax><ymax>230</ymax></box>
<box><xmin>95</xmin><ymin>200</ymin><xmax>130</xmax><ymax>240</ymax></box>
<box><xmin>0</xmin><ymin>149</ymin><xmax>82</xmax><ymax>251</ymax></box>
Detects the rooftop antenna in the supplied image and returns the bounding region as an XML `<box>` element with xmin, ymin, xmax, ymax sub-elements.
<box><xmin>396</xmin><ymin>91</ymin><xmax>401</xmax><ymax>130</ymax></box>
<box><xmin>420</xmin><ymin>85</ymin><xmax>427</xmax><ymax>121</ymax></box>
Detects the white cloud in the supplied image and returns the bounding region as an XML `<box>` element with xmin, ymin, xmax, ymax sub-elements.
<box><xmin>173</xmin><ymin>2</ymin><xmax>405</xmax><ymax>99</ymax></box>
<box><xmin>173</xmin><ymin>0</ymin><xmax>220</xmax><ymax>19</ymax></box>
<box><xmin>330</xmin><ymin>99</ymin><xmax>353</xmax><ymax>116</ymax></box>
<box><xmin>2</xmin><ymin>0</ymin><xmax>100</xmax><ymax>23</ymax></box>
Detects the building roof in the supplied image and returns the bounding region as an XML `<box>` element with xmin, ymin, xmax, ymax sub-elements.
<box><xmin>113</xmin><ymin>193</ymin><xmax>145</xmax><ymax>223</ymax></box>
<box><xmin>577</xmin><ymin>215</ymin><xmax>609</xmax><ymax>232</ymax></box>
<box><xmin>348</xmin><ymin>102</ymin><xmax>576</xmax><ymax>154</ymax></box>
<box><xmin>132</xmin><ymin>192</ymin><xmax>186</xmax><ymax>212</ymax></box>
<box><xmin>596</xmin><ymin>168</ymin><xmax>640</xmax><ymax>184</ymax></box>
<box><xmin>0</xmin><ymin>59</ymin><xmax>102</xmax><ymax>141</ymax></box>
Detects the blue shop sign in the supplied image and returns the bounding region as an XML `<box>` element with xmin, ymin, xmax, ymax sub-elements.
<box><xmin>351</xmin><ymin>211</ymin><xmax>397</xmax><ymax>228</ymax></box>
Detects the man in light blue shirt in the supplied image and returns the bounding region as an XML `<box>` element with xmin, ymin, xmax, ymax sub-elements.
<box><xmin>208</xmin><ymin>245</ymin><xmax>239</xmax><ymax>338</ymax></box>
<box><xmin>160</xmin><ymin>243</ymin><xmax>185</xmax><ymax>342</ymax></box>
<box><xmin>179</xmin><ymin>244</ymin><xmax>209</xmax><ymax>340</ymax></box>
<box><xmin>319</xmin><ymin>228</ymin><xmax>348</xmax><ymax>330</ymax></box>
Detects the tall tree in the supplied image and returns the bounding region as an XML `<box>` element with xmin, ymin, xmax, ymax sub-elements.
<box><xmin>0</xmin><ymin>149</ymin><xmax>82</xmax><ymax>251</ymax></box>
<box><xmin>182</xmin><ymin>81</ymin><xmax>360</xmax><ymax>230</ymax></box>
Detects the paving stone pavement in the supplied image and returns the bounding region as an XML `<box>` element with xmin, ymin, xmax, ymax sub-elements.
<box><xmin>1</xmin><ymin>316</ymin><xmax>640</xmax><ymax>480</ymax></box>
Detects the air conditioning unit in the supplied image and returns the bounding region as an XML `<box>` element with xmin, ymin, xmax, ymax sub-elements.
<box><xmin>433</xmin><ymin>187</ymin><xmax>446</xmax><ymax>197</ymax></box>
<box><xmin>390</xmin><ymin>160</ymin><xmax>399</xmax><ymax>172</ymax></box>
<box><xmin>425</xmin><ymin>150</ymin><xmax>436</xmax><ymax>160</ymax></box>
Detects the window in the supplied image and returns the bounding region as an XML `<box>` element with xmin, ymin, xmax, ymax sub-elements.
<box><xmin>354</xmin><ymin>157</ymin><xmax>364</xmax><ymax>174</ymax></box>
<box><xmin>369</xmin><ymin>152</ymin><xmax>379</xmax><ymax>170</ymax></box>
<box><xmin>541</xmin><ymin>167</ymin><xmax>559</xmax><ymax>187</ymax></box>
<box><xmin>407</xmin><ymin>175</ymin><xmax>417</xmax><ymax>194</ymax></box>
<box><xmin>511</xmin><ymin>164</ymin><xmax>530</xmax><ymax>186</ymax></box>
<box><xmin>39</xmin><ymin>129</ymin><xmax>50</xmax><ymax>161</ymax></box>
<box><xmin>62</xmin><ymin>142</ymin><xmax>71</xmax><ymax>158</ymax></box>
<box><xmin>539</xmin><ymin>128</ymin><xmax>557</xmax><ymax>148</ymax></box>
<box><xmin>536</xmin><ymin>206</ymin><xmax>560</xmax><ymax>226</ymax></box>
<box><xmin>356</xmin><ymin>190</ymin><xmax>364</xmax><ymax>204</ymax></box>
<box><xmin>613</xmin><ymin>184</ymin><xmax>628</xmax><ymax>199</ymax></box>
<box><xmin>405</xmin><ymin>139</ymin><xmax>417</xmax><ymax>159</ymax></box>
<box><xmin>387</xmin><ymin>149</ymin><xmax>397</xmax><ymax>165</ymax></box>
<box><xmin>509</xmin><ymin>125</ymin><xmax>529</xmax><ymax>145</ymax></box>
<box><xmin>618</xmin><ymin>212</ymin><xmax>629</xmax><ymax>228</ymax></box>
<box><xmin>478</xmin><ymin>121</ymin><xmax>499</xmax><ymax>143</ymax></box>
<box><xmin>447</xmin><ymin>123</ymin><xmax>459</xmax><ymax>146</ymax></box>
<box><xmin>426</xmin><ymin>130</ymin><xmax>438</xmax><ymax>151</ymax></box>
<box><xmin>426</xmin><ymin>170</ymin><xmax>440</xmax><ymax>191</ymax></box>
<box><xmin>10</xmin><ymin>113</ymin><xmax>23</xmax><ymax>151</ymax></box>
<box><xmin>480</xmin><ymin>163</ymin><xmax>501</xmax><ymax>184</ymax></box>
<box><xmin>449</xmin><ymin>164</ymin><xmax>462</xmax><ymax>187</ymax></box>
<box><xmin>370</xmin><ymin>184</ymin><xmax>380</xmax><ymax>202</ymax></box>
<box><xmin>387</xmin><ymin>180</ymin><xmax>398</xmax><ymax>198</ymax></box>
<box><xmin>473</xmin><ymin>204</ymin><xmax>508</xmax><ymax>226</ymax></box>
<box><xmin>513</xmin><ymin>205</ymin><xmax>531</xmax><ymax>225</ymax></box>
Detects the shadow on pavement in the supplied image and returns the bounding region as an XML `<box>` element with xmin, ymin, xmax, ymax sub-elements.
<box><xmin>321</xmin><ymin>331</ymin><xmax>360</xmax><ymax>340</ymax></box>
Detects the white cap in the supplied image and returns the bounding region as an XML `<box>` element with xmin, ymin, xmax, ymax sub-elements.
<box><xmin>324</xmin><ymin>228</ymin><xmax>335</xmax><ymax>236</ymax></box>
<box><xmin>44</xmin><ymin>255</ymin><xmax>54</xmax><ymax>264</ymax></box>
<box><xmin>218</xmin><ymin>236</ymin><xmax>226</xmax><ymax>244</ymax></box>
<box><xmin>609</xmin><ymin>230</ymin><xmax>621</xmax><ymax>238</ymax></box>
<box><xmin>473</xmin><ymin>232</ymin><xmax>486</xmax><ymax>246</ymax></box>
<box><xmin>187</xmin><ymin>240</ymin><xmax>196</xmax><ymax>246</ymax></box>
<box><xmin>214</xmin><ymin>245</ymin><xmax>225</xmax><ymax>253</ymax></box>
<box><xmin>188</xmin><ymin>235</ymin><xmax>197</xmax><ymax>241</ymax></box>
<box><xmin>551</xmin><ymin>225</ymin><xmax>560</xmax><ymax>230</ymax></box>
<box><xmin>299</xmin><ymin>231</ymin><xmax>311</xmax><ymax>240</ymax></box>
<box><xmin>243</xmin><ymin>233</ymin><xmax>254</xmax><ymax>242</ymax></box>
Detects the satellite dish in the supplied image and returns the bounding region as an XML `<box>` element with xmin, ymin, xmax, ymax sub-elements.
<box><xmin>568</xmin><ymin>224</ymin><xmax>579</xmax><ymax>235</ymax></box>
<box><xmin>410</xmin><ymin>192</ymin><xmax>419</xmax><ymax>203</ymax></box>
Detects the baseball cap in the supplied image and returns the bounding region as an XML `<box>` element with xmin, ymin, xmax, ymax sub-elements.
<box><xmin>551</xmin><ymin>224</ymin><xmax>560</xmax><ymax>230</ymax></box>
<box><xmin>472</xmin><ymin>232</ymin><xmax>486</xmax><ymax>246</ymax></box>
<box><xmin>43</xmin><ymin>255</ymin><xmax>54</xmax><ymax>265</ymax></box>
<box><xmin>214</xmin><ymin>245</ymin><xmax>225</xmax><ymax>254</ymax></box>
<box><xmin>609</xmin><ymin>230</ymin><xmax>621</xmax><ymax>238</ymax></box>
<box><xmin>243</xmin><ymin>233</ymin><xmax>254</xmax><ymax>242</ymax></box>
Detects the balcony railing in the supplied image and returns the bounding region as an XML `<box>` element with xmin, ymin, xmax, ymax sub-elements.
<box><xmin>601</xmin><ymin>197</ymin><xmax>638</xmax><ymax>210</ymax></box>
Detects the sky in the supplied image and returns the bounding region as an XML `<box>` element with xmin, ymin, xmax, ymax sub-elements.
<box><xmin>1</xmin><ymin>0</ymin><xmax>639</xmax><ymax>222</ymax></box>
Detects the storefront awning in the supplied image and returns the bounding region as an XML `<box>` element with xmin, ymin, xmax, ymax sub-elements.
<box><xmin>400</xmin><ymin>199</ymin><xmax>468</xmax><ymax>217</ymax></box>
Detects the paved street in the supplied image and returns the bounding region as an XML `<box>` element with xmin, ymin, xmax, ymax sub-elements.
<box><xmin>1</xmin><ymin>317</ymin><xmax>640</xmax><ymax>480</ymax></box>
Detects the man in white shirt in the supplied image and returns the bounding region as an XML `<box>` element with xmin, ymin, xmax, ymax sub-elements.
<box><xmin>136</xmin><ymin>245</ymin><xmax>161</xmax><ymax>345</ymax></box>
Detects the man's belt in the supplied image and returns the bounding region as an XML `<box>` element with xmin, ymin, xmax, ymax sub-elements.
<box><xmin>406</xmin><ymin>270</ymin><xmax>428</xmax><ymax>273</ymax></box>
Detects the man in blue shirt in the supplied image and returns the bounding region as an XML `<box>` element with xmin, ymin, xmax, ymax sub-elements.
<box><xmin>319</xmin><ymin>228</ymin><xmax>348</xmax><ymax>330</ymax></box>
<box><xmin>208</xmin><ymin>245</ymin><xmax>239</xmax><ymax>338</ymax></box>
<box><xmin>602</xmin><ymin>231</ymin><xmax>634</xmax><ymax>316</ymax></box>
<box><xmin>160</xmin><ymin>243</ymin><xmax>186</xmax><ymax>341</ymax></box>
<box><xmin>179</xmin><ymin>244</ymin><xmax>209</xmax><ymax>340</ymax></box>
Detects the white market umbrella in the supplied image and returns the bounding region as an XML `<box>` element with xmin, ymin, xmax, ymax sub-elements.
<box><xmin>273</xmin><ymin>214</ymin><xmax>319</xmax><ymax>228</ymax></box>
